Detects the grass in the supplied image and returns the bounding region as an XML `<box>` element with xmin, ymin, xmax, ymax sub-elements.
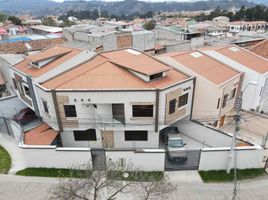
<box><xmin>0</xmin><ymin>145</ymin><xmax>11</xmax><ymax>174</ymax></box>
<box><xmin>199</xmin><ymin>168</ymin><xmax>266</xmax><ymax>183</ymax></box>
<box><xmin>16</xmin><ymin>167</ymin><xmax>164</xmax><ymax>181</ymax></box>
<box><xmin>16</xmin><ymin>168</ymin><xmax>89</xmax><ymax>178</ymax></box>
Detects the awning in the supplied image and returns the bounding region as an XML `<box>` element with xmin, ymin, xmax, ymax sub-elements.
<box><xmin>24</xmin><ymin>122</ymin><xmax>58</xmax><ymax>145</ymax></box>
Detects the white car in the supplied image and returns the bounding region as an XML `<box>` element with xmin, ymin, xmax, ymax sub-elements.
<box><xmin>161</xmin><ymin>127</ymin><xmax>187</xmax><ymax>162</ymax></box>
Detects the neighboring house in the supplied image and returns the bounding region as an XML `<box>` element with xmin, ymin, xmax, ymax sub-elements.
<box><xmin>0</xmin><ymin>38</ymin><xmax>64</xmax><ymax>54</ymax></box>
<box><xmin>30</xmin><ymin>25</ymin><xmax>63</xmax><ymax>36</ymax></box>
<box><xmin>201</xmin><ymin>45</ymin><xmax>268</xmax><ymax>113</ymax></box>
<box><xmin>34</xmin><ymin>49</ymin><xmax>194</xmax><ymax>148</ymax></box>
<box><xmin>228</xmin><ymin>21</ymin><xmax>268</xmax><ymax>34</ymax></box>
<box><xmin>158</xmin><ymin>50</ymin><xmax>242</xmax><ymax>127</ymax></box>
<box><xmin>249</xmin><ymin>39</ymin><xmax>268</xmax><ymax>59</ymax></box>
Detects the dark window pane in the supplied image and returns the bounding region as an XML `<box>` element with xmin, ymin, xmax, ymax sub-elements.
<box><xmin>43</xmin><ymin>100</ymin><xmax>49</xmax><ymax>114</ymax></box>
<box><xmin>74</xmin><ymin>129</ymin><xmax>96</xmax><ymax>141</ymax></box>
<box><xmin>12</xmin><ymin>78</ymin><xmax>17</xmax><ymax>90</ymax></box>
<box><xmin>169</xmin><ymin>99</ymin><xmax>176</xmax><ymax>114</ymax></box>
<box><xmin>125</xmin><ymin>131</ymin><xmax>148</xmax><ymax>141</ymax></box>
<box><xmin>132</xmin><ymin>105</ymin><xmax>153</xmax><ymax>117</ymax></box>
<box><xmin>150</xmin><ymin>72</ymin><xmax>163</xmax><ymax>80</ymax></box>
<box><xmin>178</xmin><ymin>93</ymin><xmax>188</xmax><ymax>108</ymax></box>
<box><xmin>217</xmin><ymin>98</ymin><xmax>221</xmax><ymax>109</ymax></box>
<box><xmin>64</xmin><ymin>105</ymin><xmax>77</xmax><ymax>117</ymax></box>
<box><xmin>112</xmin><ymin>104</ymin><xmax>125</xmax><ymax>123</ymax></box>
<box><xmin>222</xmin><ymin>94</ymin><xmax>229</xmax><ymax>108</ymax></box>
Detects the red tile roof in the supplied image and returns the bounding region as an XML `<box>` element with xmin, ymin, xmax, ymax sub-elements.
<box><xmin>249</xmin><ymin>39</ymin><xmax>268</xmax><ymax>60</ymax></box>
<box><xmin>24</xmin><ymin>123</ymin><xmax>58</xmax><ymax>145</ymax></box>
<box><xmin>42</xmin><ymin>49</ymin><xmax>189</xmax><ymax>90</ymax></box>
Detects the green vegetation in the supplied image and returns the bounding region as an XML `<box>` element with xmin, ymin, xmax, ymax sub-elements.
<box><xmin>195</xmin><ymin>5</ymin><xmax>268</xmax><ymax>22</ymax></box>
<box><xmin>143</xmin><ymin>20</ymin><xmax>156</xmax><ymax>30</ymax></box>
<box><xmin>109</xmin><ymin>171</ymin><xmax>164</xmax><ymax>182</ymax></box>
<box><xmin>0</xmin><ymin>145</ymin><xmax>11</xmax><ymax>174</ymax></box>
<box><xmin>8</xmin><ymin>16</ymin><xmax>21</xmax><ymax>25</ymax></box>
<box><xmin>199</xmin><ymin>168</ymin><xmax>266</xmax><ymax>183</ymax></box>
<box><xmin>16</xmin><ymin>168</ymin><xmax>88</xmax><ymax>178</ymax></box>
<box><xmin>16</xmin><ymin>167</ymin><xmax>164</xmax><ymax>182</ymax></box>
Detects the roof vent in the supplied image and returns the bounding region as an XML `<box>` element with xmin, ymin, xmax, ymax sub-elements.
<box><xmin>229</xmin><ymin>47</ymin><xmax>240</xmax><ymax>52</ymax></box>
<box><xmin>190</xmin><ymin>52</ymin><xmax>203</xmax><ymax>58</ymax></box>
<box><xmin>125</xmin><ymin>49</ymin><xmax>141</xmax><ymax>55</ymax></box>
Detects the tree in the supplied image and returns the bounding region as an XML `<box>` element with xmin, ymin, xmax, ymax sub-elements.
<box><xmin>8</xmin><ymin>16</ymin><xmax>21</xmax><ymax>25</ymax></box>
<box><xmin>0</xmin><ymin>13</ymin><xmax>7</xmax><ymax>23</ymax></box>
<box><xmin>50</xmin><ymin>161</ymin><xmax>176</xmax><ymax>200</ymax></box>
<box><xmin>43</xmin><ymin>17</ymin><xmax>57</xmax><ymax>27</ymax></box>
<box><xmin>143</xmin><ymin>20</ymin><xmax>156</xmax><ymax>30</ymax></box>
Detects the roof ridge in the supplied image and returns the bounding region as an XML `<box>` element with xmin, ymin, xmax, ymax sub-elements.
<box><xmin>52</xmin><ymin>56</ymin><xmax>108</xmax><ymax>89</ymax></box>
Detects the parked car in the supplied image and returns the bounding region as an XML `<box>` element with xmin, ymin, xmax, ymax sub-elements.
<box><xmin>13</xmin><ymin>107</ymin><xmax>37</xmax><ymax>125</ymax></box>
<box><xmin>161</xmin><ymin>127</ymin><xmax>187</xmax><ymax>162</ymax></box>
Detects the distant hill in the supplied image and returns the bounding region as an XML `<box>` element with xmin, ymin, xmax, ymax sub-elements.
<box><xmin>0</xmin><ymin>0</ymin><xmax>257</xmax><ymax>16</ymax></box>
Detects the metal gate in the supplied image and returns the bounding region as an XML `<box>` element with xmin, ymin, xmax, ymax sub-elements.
<box><xmin>91</xmin><ymin>148</ymin><xmax>106</xmax><ymax>171</ymax></box>
<box><xmin>165</xmin><ymin>150</ymin><xmax>201</xmax><ymax>171</ymax></box>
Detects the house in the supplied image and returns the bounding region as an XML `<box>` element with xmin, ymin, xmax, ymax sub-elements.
<box><xmin>200</xmin><ymin>45</ymin><xmax>268</xmax><ymax>114</ymax></box>
<box><xmin>249</xmin><ymin>39</ymin><xmax>268</xmax><ymax>59</ymax></box>
<box><xmin>158</xmin><ymin>50</ymin><xmax>242</xmax><ymax>127</ymax></box>
<box><xmin>30</xmin><ymin>25</ymin><xmax>63</xmax><ymax>36</ymax></box>
<box><xmin>29</xmin><ymin>48</ymin><xmax>193</xmax><ymax>148</ymax></box>
<box><xmin>228</xmin><ymin>21</ymin><xmax>268</xmax><ymax>34</ymax></box>
<box><xmin>9</xmin><ymin>45</ymin><xmax>94</xmax><ymax>121</ymax></box>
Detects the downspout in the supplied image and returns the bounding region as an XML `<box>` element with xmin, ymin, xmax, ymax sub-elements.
<box><xmin>155</xmin><ymin>89</ymin><xmax>160</xmax><ymax>132</ymax></box>
<box><xmin>190</xmin><ymin>77</ymin><xmax>196</xmax><ymax>120</ymax></box>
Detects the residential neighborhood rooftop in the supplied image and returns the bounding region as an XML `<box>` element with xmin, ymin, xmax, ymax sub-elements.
<box><xmin>42</xmin><ymin>49</ymin><xmax>189</xmax><ymax>90</ymax></box>
<box><xmin>249</xmin><ymin>39</ymin><xmax>268</xmax><ymax>59</ymax></box>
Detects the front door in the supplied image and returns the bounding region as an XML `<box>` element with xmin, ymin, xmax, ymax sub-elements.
<box><xmin>101</xmin><ymin>131</ymin><xmax>114</xmax><ymax>148</ymax></box>
<box><xmin>219</xmin><ymin>115</ymin><xmax>225</xmax><ymax>128</ymax></box>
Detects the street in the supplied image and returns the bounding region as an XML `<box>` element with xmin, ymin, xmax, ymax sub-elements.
<box><xmin>0</xmin><ymin>174</ymin><xmax>268</xmax><ymax>200</ymax></box>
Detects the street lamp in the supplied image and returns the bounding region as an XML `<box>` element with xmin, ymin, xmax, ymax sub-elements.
<box><xmin>227</xmin><ymin>81</ymin><xmax>257</xmax><ymax>200</ymax></box>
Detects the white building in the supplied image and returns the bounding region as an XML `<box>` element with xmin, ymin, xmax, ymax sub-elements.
<box><xmin>201</xmin><ymin>45</ymin><xmax>268</xmax><ymax>113</ymax></box>
<box><xmin>158</xmin><ymin>50</ymin><xmax>242</xmax><ymax>127</ymax></box>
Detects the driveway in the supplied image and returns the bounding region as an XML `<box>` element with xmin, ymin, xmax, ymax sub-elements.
<box><xmin>0</xmin><ymin>174</ymin><xmax>268</xmax><ymax>200</ymax></box>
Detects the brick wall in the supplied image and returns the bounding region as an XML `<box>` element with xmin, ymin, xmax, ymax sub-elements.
<box><xmin>116</xmin><ymin>32</ymin><xmax>132</xmax><ymax>49</ymax></box>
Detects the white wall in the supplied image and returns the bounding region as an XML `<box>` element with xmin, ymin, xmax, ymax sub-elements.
<box><xmin>132</xmin><ymin>31</ymin><xmax>155</xmax><ymax>51</ymax></box>
<box><xmin>199</xmin><ymin>147</ymin><xmax>268</xmax><ymax>170</ymax></box>
<box><xmin>106</xmin><ymin>150</ymin><xmax>165</xmax><ymax>171</ymax></box>
<box><xmin>176</xmin><ymin>120</ymin><xmax>233</xmax><ymax>147</ymax></box>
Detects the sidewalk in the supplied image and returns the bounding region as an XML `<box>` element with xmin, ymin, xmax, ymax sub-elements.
<box><xmin>0</xmin><ymin>133</ymin><xmax>27</xmax><ymax>174</ymax></box>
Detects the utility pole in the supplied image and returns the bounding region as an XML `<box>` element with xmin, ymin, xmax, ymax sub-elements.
<box><xmin>227</xmin><ymin>91</ymin><xmax>242</xmax><ymax>200</ymax></box>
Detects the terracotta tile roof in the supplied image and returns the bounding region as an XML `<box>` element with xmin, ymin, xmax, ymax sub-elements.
<box><xmin>249</xmin><ymin>39</ymin><xmax>268</xmax><ymax>59</ymax></box>
<box><xmin>0</xmin><ymin>38</ymin><xmax>64</xmax><ymax>54</ymax></box>
<box><xmin>15</xmin><ymin>45</ymin><xmax>82</xmax><ymax>78</ymax></box>
<box><xmin>212</xmin><ymin>45</ymin><xmax>268</xmax><ymax>74</ymax></box>
<box><xmin>24</xmin><ymin>122</ymin><xmax>58</xmax><ymax>145</ymax></box>
<box><xmin>42</xmin><ymin>50</ymin><xmax>189</xmax><ymax>90</ymax></box>
<box><xmin>161</xmin><ymin>51</ymin><xmax>240</xmax><ymax>85</ymax></box>
<box><xmin>102</xmin><ymin>49</ymin><xmax>171</xmax><ymax>75</ymax></box>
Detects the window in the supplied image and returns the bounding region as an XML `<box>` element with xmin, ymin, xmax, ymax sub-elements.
<box><xmin>74</xmin><ymin>129</ymin><xmax>97</xmax><ymax>141</ymax></box>
<box><xmin>222</xmin><ymin>94</ymin><xmax>229</xmax><ymax>108</ymax></box>
<box><xmin>112</xmin><ymin>104</ymin><xmax>125</xmax><ymax>123</ymax></box>
<box><xmin>150</xmin><ymin>72</ymin><xmax>163</xmax><ymax>80</ymax></box>
<box><xmin>230</xmin><ymin>88</ymin><xmax>237</xmax><ymax>99</ymax></box>
<box><xmin>42</xmin><ymin>100</ymin><xmax>49</xmax><ymax>114</ymax></box>
<box><xmin>12</xmin><ymin>78</ymin><xmax>17</xmax><ymax>90</ymax></box>
<box><xmin>178</xmin><ymin>93</ymin><xmax>188</xmax><ymax>108</ymax></box>
<box><xmin>23</xmin><ymin>84</ymin><xmax>31</xmax><ymax>98</ymax></box>
<box><xmin>132</xmin><ymin>105</ymin><xmax>153</xmax><ymax>117</ymax></box>
<box><xmin>217</xmin><ymin>98</ymin><xmax>221</xmax><ymax>109</ymax></box>
<box><xmin>169</xmin><ymin>99</ymin><xmax>176</xmax><ymax>114</ymax></box>
<box><xmin>124</xmin><ymin>131</ymin><xmax>148</xmax><ymax>141</ymax></box>
<box><xmin>64</xmin><ymin>105</ymin><xmax>77</xmax><ymax>117</ymax></box>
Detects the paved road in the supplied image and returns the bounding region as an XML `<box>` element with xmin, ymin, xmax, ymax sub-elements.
<box><xmin>0</xmin><ymin>174</ymin><xmax>268</xmax><ymax>200</ymax></box>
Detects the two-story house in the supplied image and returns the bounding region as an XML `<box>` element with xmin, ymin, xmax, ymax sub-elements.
<box><xmin>158</xmin><ymin>50</ymin><xmax>242</xmax><ymax>127</ymax></box>
<box><xmin>201</xmin><ymin>45</ymin><xmax>268</xmax><ymax>114</ymax></box>
<box><xmin>33</xmin><ymin>49</ymin><xmax>194</xmax><ymax>149</ymax></box>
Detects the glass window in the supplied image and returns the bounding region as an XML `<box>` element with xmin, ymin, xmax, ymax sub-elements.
<box><xmin>74</xmin><ymin>129</ymin><xmax>97</xmax><ymax>141</ymax></box>
<box><xmin>124</xmin><ymin>131</ymin><xmax>148</xmax><ymax>141</ymax></box>
<box><xmin>42</xmin><ymin>100</ymin><xmax>49</xmax><ymax>114</ymax></box>
<box><xmin>132</xmin><ymin>105</ymin><xmax>153</xmax><ymax>117</ymax></box>
<box><xmin>169</xmin><ymin>99</ymin><xmax>176</xmax><ymax>114</ymax></box>
<box><xmin>178</xmin><ymin>93</ymin><xmax>188</xmax><ymax>108</ymax></box>
<box><xmin>64</xmin><ymin>105</ymin><xmax>77</xmax><ymax>117</ymax></box>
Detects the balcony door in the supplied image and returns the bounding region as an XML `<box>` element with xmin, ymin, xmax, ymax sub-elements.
<box><xmin>112</xmin><ymin>104</ymin><xmax>125</xmax><ymax>124</ymax></box>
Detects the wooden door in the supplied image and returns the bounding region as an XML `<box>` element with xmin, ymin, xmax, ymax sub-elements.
<box><xmin>101</xmin><ymin>131</ymin><xmax>114</xmax><ymax>148</ymax></box>
<box><xmin>219</xmin><ymin>115</ymin><xmax>225</xmax><ymax>128</ymax></box>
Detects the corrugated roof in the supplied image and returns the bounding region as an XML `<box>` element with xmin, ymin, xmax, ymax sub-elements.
<box><xmin>102</xmin><ymin>49</ymin><xmax>170</xmax><ymax>75</ymax></box>
<box><xmin>15</xmin><ymin>45</ymin><xmax>82</xmax><ymax>78</ymax></box>
<box><xmin>212</xmin><ymin>45</ymin><xmax>268</xmax><ymax>74</ymax></box>
<box><xmin>42</xmin><ymin>50</ymin><xmax>189</xmax><ymax>90</ymax></box>
<box><xmin>161</xmin><ymin>50</ymin><xmax>240</xmax><ymax>85</ymax></box>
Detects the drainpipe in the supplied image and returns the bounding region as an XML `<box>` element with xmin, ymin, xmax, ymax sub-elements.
<box><xmin>190</xmin><ymin>77</ymin><xmax>196</xmax><ymax>120</ymax></box>
<box><xmin>155</xmin><ymin>89</ymin><xmax>160</xmax><ymax>132</ymax></box>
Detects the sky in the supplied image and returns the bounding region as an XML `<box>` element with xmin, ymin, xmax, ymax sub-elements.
<box><xmin>52</xmin><ymin>0</ymin><xmax>195</xmax><ymax>2</ymax></box>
